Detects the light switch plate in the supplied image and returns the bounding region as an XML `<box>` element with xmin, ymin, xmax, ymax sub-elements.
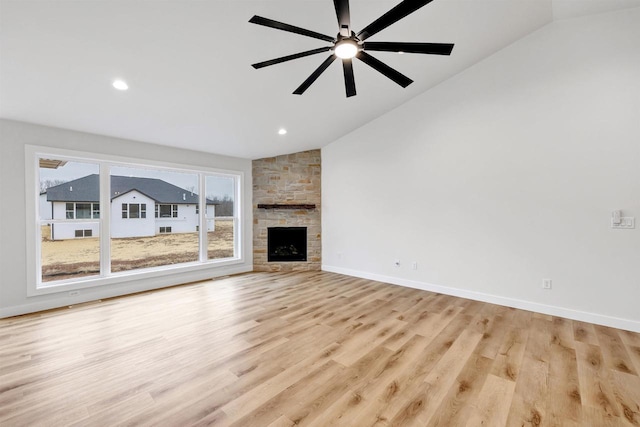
<box><xmin>611</xmin><ymin>217</ymin><xmax>635</xmax><ymax>229</ymax></box>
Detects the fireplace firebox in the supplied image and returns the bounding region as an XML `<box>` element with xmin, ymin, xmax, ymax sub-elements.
<box><xmin>268</xmin><ymin>227</ymin><xmax>307</xmax><ymax>262</ymax></box>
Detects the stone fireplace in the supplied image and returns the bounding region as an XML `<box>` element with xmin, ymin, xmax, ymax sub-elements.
<box><xmin>253</xmin><ymin>150</ymin><xmax>321</xmax><ymax>271</ymax></box>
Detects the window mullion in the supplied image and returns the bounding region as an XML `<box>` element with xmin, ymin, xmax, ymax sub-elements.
<box><xmin>198</xmin><ymin>173</ymin><xmax>207</xmax><ymax>263</ymax></box>
<box><xmin>100</xmin><ymin>164</ymin><xmax>111</xmax><ymax>276</ymax></box>
<box><xmin>234</xmin><ymin>175</ymin><xmax>240</xmax><ymax>259</ymax></box>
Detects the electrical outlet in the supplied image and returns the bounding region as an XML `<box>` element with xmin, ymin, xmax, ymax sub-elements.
<box><xmin>394</xmin><ymin>260</ymin><xmax>400</xmax><ymax>267</ymax></box>
<box><xmin>542</xmin><ymin>279</ymin><xmax>552</xmax><ymax>290</ymax></box>
<box><xmin>69</xmin><ymin>290</ymin><xmax>80</xmax><ymax>296</ymax></box>
<box><xmin>412</xmin><ymin>262</ymin><xmax>418</xmax><ymax>270</ymax></box>
<box><xmin>337</xmin><ymin>252</ymin><xmax>343</xmax><ymax>260</ymax></box>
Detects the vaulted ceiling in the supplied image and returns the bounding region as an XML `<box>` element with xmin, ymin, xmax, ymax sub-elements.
<box><xmin>1</xmin><ymin>0</ymin><xmax>639</xmax><ymax>159</ymax></box>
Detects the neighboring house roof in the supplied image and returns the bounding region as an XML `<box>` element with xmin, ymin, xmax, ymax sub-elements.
<box><xmin>46</xmin><ymin>174</ymin><xmax>216</xmax><ymax>204</ymax></box>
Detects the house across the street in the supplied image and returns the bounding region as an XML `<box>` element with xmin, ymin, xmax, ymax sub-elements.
<box><xmin>42</xmin><ymin>174</ymin><xmax>215</xmax><ymax>240</ymax></box>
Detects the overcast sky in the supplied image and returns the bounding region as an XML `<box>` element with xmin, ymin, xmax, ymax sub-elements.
<box><xmin>40</xmin><ymin>160</ymin><xmax>234</xmax><ymax>199</ymax></box>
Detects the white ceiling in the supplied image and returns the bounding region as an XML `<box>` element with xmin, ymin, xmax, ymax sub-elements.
<box><xmin>1</xmin><ymin>0</ymin><xmax>638</xmax><ymax>159</ymax></box>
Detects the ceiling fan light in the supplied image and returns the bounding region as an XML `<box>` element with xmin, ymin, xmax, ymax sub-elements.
<box><xmin>334</xmin><ymin>40</ymin><xmax>358</xmax><ymax>59</ymax></box>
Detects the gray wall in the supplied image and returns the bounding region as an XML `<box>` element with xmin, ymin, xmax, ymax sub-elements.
<box><xmin>322</xmin><ymin>9</ymin><xmax>640</xmax><ymax>331</ymax></box>
<box><xmin>0</xmin><ymin>119</ymin><xmax>253</xmax><ymax>317</ymax></box>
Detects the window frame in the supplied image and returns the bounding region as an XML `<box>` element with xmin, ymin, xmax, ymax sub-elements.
<box><xmin>26</xmin><ymin>145</ymin><xmax>245</xmax><ymax>297</ymax></box>
<box><xmin>66</xmin><ymin>202</ymin><xmax>101</xmax><ymax>219</ymax></box>
<box><xmin>155</xmin><ymin>204</ymin><xmax>178</xmax><ymax>218</ymax></box>
<box><xmin>66</xmin><ymin>202</ymin><xmax>75</xmax><ymax>219</ymax></box>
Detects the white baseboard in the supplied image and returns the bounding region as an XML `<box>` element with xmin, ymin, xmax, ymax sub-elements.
<box><xmin>322</xmin><ymin>265</ymin><xmax>640</xmax><ymax>333</ymax></box>
<box><xmin>0</xmin><ymin>265</ymin><xmax>252</xmax><ymax>319</ymax></box>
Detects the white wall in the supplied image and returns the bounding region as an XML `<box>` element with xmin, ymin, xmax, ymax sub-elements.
<box><xmin>50</xmin><ymin>221</ymin><xmax>100</xmax><ymax>240</ymax></box>
<box><xmin>322</xmin><ymin>8</ymin><xmax>640</xmax><ymax>332</ymax></box>
<box><xmin>39</xmin><ymin>193</ymin><xmax>52</xmax><ymax>220</ymax></box>
<box><xmin>0</xmin><ymin>119</ymin><xmax>253</xmax><ymax>318</ymax></box>
<box><xmin>111</xmin><ymin>191</ymin><xmax>156</xmax><ymax>238</ymax></box>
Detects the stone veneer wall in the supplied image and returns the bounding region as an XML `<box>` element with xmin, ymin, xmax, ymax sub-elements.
<box><xmin>253</xmin><ymin>150</ymin><xmax>321</xmax><ymax>271</ymax></box>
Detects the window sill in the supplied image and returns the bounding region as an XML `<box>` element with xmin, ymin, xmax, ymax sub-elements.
<box><xmin>30</xmin><ymin>257</ymin><xmax>243</xmax><ymax>297</ymax></box>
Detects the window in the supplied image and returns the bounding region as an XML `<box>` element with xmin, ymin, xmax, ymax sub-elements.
<box><xmin>31</xmin><ymin>148</ymin><xmax>243</xmax><ymax>292</ymax></box>
<box><xmin>38</xmin><ymin>159</ymin><xmax>100</xmax><ymax>282</ymax></box>
<box><xmin>206</xmin><ymin>175</ymin><xmax>236</xmax><ymax>260</ymax></box>
<box><xmin>76</xmin><ymin>203</ymin><xmax>91</xmax><ymax>219</ymax></box>
<box><xmin>110</xmin><ymin>167</ymin><xmax>199</xmax><ymax>274</ymax></box>
<box><xmin>66</xmin><ymin>202</ymin><xmax>100</xmax><ymax>219</ymax></box>
<box><xmin>121</xmin><ymin>203</ymin><xmax>145</xmax><ymax>219</ymax></box>
<box><xmin>129</xmin><ymin>204</ymin><xmax>139</xmax><ymax>219</ymax></box>
<box><xmin>156</xmin><ymin>204</ymin><xmax>178</xmax><ymax>218</ymax></box>
<box><xmin>74</xmin><ymin>229</ymin><xmax>93</xmax><ymax>238</ymax></box>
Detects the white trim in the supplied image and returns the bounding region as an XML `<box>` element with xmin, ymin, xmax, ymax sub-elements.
<box><xmin>100</xmin><ymin>162</ymin><xmax>111</xmax><ymax>275</ymax></box>
<box><xmin>0</xmin><ymin>265</ymin><xmax>252</xmax><ymax>319</ymax></box>
<box><xmin>25</xmin><ymin>150</ymin><xmax>40</xmax><ymax>297</ymax></box>
<box><xmin>25</xmin><ymin>144</ymin><xmax>245</xmax><ymax>297</ymax></box>
<box><xmin>198</xmin><ymin>173</ymin><xmax>207</xmax><ymax>263</ymax></box>
<box><xmin>322</xmin><ymin>264</ymin><xmax>640</xmax><ymax>333</ymax></box>
<box><xmin>234</xmin><ymin>174</ymin><xmax>242</xmax><ymax>259</ymax></box>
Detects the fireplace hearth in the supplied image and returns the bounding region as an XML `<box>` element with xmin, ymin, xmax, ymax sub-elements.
<box><xmin>268</xmin><ymin>227</ymin><xmax>307</xmax><ymax>262</ymax></box>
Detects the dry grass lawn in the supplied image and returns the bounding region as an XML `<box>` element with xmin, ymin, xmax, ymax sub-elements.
<box><xmin>41</xmin><ymin>219</ymin><xmax>234</xmax><ymax>281</ymax></box>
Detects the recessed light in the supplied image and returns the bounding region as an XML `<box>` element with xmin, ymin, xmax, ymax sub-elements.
<box><xmin>278</xmin><ymin>128</ymin><xmax>287</xmax><ymax>135</ymax></box>
<box><xmin>112</xmin><ymin>79</ymin><xmax>129</xmax><ymax>91</ymax></box>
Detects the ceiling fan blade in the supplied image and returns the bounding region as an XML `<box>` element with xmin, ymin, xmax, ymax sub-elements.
<box><xmin>293</xmin><ymin>55</ymin><xmax>338</xmax><ymax>95</ymax></box>
<box><xmin>249</xmin><ymin>15</ymin><xmax>335</xmax><ymax>43</ymax></box>
<box><xmin>357</xmin><ymin>0</ymin><xmax>434</xmax><ymax>41</ymax></box>
<box><xmin>252</xmin><ymin>47</ymin><xmax>332</xmax><ymax>69</ymax></box>
<box><xmin>357</xmin><ymin>51</ymin><xmax>413</xmax><ymax>88</ymax></box>
<box><xmin>363</xmin><ymin>41</ymin><xmax>454</xmax><ymax>55</ymax></box>
<box><xmin>342</xmin><ymin>58</ymin><xmax>356</xmax><ymax>97</ymax></box>
<box><xmin>333</xmin><ymin>0</ymin><xmax>351</xmax><ymax>37</ymax></box>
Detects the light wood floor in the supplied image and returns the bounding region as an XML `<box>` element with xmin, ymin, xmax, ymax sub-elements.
<box><xmin>1</xmin><ymin>271</ymin><xmax>639</xmax><ymax>426</ymax></box>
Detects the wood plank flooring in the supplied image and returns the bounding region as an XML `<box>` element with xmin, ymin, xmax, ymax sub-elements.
<box><xmin>1</xmin><ymin>271</ymin><xmax>639</xmax><ymax>426</ymax></box>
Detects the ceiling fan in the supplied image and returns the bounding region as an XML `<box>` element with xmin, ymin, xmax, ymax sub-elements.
<box><xmin>249</xmin><ymin>0</ymin><xmax>454</xmax><ymax>97</ymax></box>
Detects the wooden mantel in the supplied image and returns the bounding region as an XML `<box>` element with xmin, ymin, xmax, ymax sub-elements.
<box><xmin>257</xmin><ymin>204</ymin><xmax>316</xmax><ymax>210</ymax></box>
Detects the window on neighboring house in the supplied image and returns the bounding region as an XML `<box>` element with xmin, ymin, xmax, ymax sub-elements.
<box><xmin>129</xmin><ymin>204</ymin><xmax>139</xmax><ymax>219</ymax></box>
<box><xmin>159</xmin><ymin>226</ymin><xmax>172</xmax><ymax>233</ymax></box>
<box><xmin>156</xmin><ymin>204</ymin><xmax>178</xmax><ymax>218</ymax></box>
<box><xmin>76</xmin><ymin>203</ymin><xmax>91</xmax><ymax>219</ymax></box>
<box><xmin>66</xmin><ymin>202</ymin><xmax>100</xmax><ymax>219</ymax></box>
<box><xmin>74</xmin><ymin>229</ymin><xmax>93</xmax><ymax>238</ymax></box>
<box><xmin>122</xmin><ymin>203</ymin><xmax>147</xmax><ymax>219</ymax></box>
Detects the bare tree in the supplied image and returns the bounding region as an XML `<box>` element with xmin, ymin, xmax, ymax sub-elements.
<box><xmin>40</xmin><ymin>179</ymin><xmax>67</xmax><ymax>194</ymax></box>
<box><xmin>207</xmin><ymin>194</ymin><xmax>234</xmax><ymax>216</ymax></box>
